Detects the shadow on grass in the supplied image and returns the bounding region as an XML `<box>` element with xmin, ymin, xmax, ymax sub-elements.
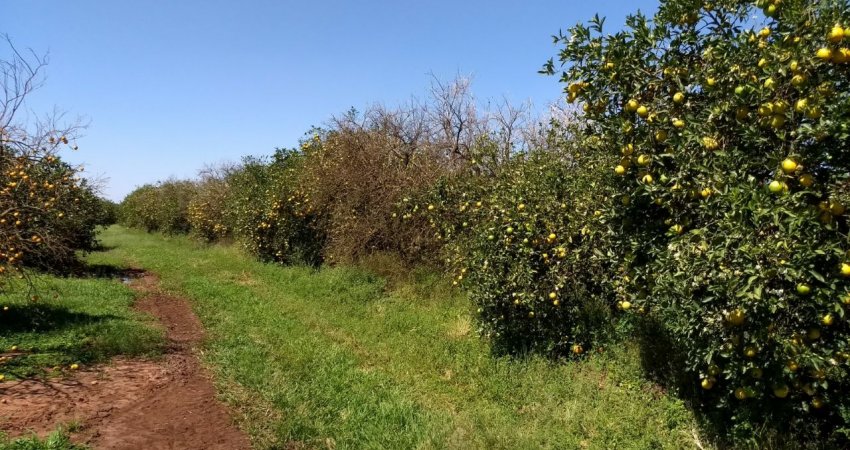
<box><xmin>1</xmin><ymin>303</ymin><xmax>121</xmax><ymax>334</ymax></box>
<box><xmin>1</xmin><ymin>301</ymin><xmax>163</xmax><ymax>379</ymax></box>
<box><xmin>89</xmin><ymin>242</ymin><xmax>117</xmax><ymax>252</ymax></box>
<box><xmin>58</xmin><ymin>261</ymin><xmax>146</xmax><ymax>281</ymax></box>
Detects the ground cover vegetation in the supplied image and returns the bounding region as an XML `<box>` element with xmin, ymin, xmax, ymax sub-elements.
<box><xmin>94</xmin><ymin>225</ymin><xmax>701</xmax><ymax>449</ymax></box>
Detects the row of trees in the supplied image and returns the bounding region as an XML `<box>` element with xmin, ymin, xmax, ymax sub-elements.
<box><xmin>119</xmin><ymin>0</ymin><xmax>850</xmax><ymax>446</ymax></box>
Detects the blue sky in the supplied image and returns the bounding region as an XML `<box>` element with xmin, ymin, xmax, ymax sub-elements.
<box><xmin>4</xmin><ymin>0</ymin><xmax>659</xmax><ymax>200</ymax></box>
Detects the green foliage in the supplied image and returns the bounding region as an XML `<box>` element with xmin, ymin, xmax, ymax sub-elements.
<box><xmin>396</xmin><ymin>128</ymin><xmax>618</xmax><ymax>356</ymax></box>
<box><xmin>188</xmin><ymin>174</ymin><xmax>232</xmax><ymax>242</ymax></box>
<box><xmin>119</xmin><ymin>180</ymin><xmax>197</xmax><ymax>234</ymax></box>
<box><xmin>549</xmin><ymin>0</ymin><xmax>850</xmax><ymax>441</ymax></box>
<box><xmin>224</xmin><ymin>147</ymin><xmax>326</xmax><ymax>265</ymax></box>
<box><xmin>1</xmin><ymin>146</ymin><xmax>106</xmax><ymax>279</ymax></box>
<box><xmin>95</xmin><ymin>225</ymin><xmax>702</xmax><ymax>450</ymax></box>
<box><xmin>0</xmin><ymin>429</ymin><xmax>86</xmax><ymax>450</ymax></box>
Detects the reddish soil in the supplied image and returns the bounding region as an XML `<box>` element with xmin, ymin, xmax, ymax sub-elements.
<box><xmin>0</xmin><ymin>272</ymin><xmax>251</xmax><ymax>450</ymax></box>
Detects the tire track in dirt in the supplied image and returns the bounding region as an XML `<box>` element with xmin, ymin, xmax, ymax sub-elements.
<box><xmin>0</xmin><ymin>271</ymin><xmax>251</xmax><ymax>450</ymax></box>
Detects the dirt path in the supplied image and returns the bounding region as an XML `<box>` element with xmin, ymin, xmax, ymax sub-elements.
<box><xmin>0</xmin><ymin>272</ymin><xmax>251</xmax><ymax>450</ymax></box>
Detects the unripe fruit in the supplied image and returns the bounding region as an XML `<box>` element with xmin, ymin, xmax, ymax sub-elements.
<box><xmin>673</xmin><ymin>92</ymin><xmax>685</xmax><ymax>104</ymax></box>
<box><xmin>781</xmin><ymin>158</ymin><xmax>798</xmax><ymax>174</ymax></box>
<box><xmin>806</xmin><ymin>106</ymin><xmax>823</xmax><ymax>120</ymax></box>
<box><xmin>823</xmin><ymin>314</ymin><xmax>834</xmax><ymax>326</ymax></box>
<box><xmin>808</xmin><ymin>328</ymin><xmax>821</xmax><ymax>340</ymax></box>
<box><xmin>614</xmin><ymin>165</ymin><xmax>626</xmax><ymax>175</ymax></box>
<box><xmin>764</xmin><ymin>77</ymin><xmax>776</xmax><ymax>89</ymax></box>
<box><xmin>799</xmin><ymin>174</ymin><xmax>814</xmax><ymax>188</ymax></box>
<box><xmin>572</xmin><ymin>344</ymin><xmax>583</xmax><ymax>355</ymax></box>
<box><xmin>828</xmin><ymin>26</ymin><xmax>845</xmax><ymax>43</ymax></box>
<box><xmin>727</xmin><ymin>309</ymin><xmax>745</xmax><ymax>326</ymax></box>
<box><xmin>831</xmin><ymin>201</ymin><xmax>845</xmax><ymax>216</ymax></box>
<box><xmin>768</xmin><ymin>180</ymin><xmax>783</xmax><ymax>193</ymax></box>
<box><xmin>773</xmin><ymin>384</ymin><xmax>789</xmax><ymax>398</ymax></box>
<box><xmin>817</xmin><ymin>48</ymin><xmax>833</xmax><ymax>61</ymax></box>
<box><xmin>701</xmin><ymin>377</ymin><xmax>715</xmax><ymax>390</ymax></box>
<box><xmin>797</xmin><ymin>284</ymin><xmax>811</xmax><ymax>295</ymax></box>
<box><xmin>636</xmin><ymin>105</ymin><xmax>649</xmax><ymax>118</ymax></box>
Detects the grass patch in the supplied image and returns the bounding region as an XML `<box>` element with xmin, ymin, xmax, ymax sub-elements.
<box><xmin>0</xmin><ymin>255</ymin><xmax>163</xmax><ymax>379</ymax></box>
<box><xmin>0</xmin><ymin>428</ymin><xmax>86</xmax><ymax>450</ymax></box>
<box><xmin>93</xmin><ymin>226</ymin><xmax>705</xmax><ymax>449</ymax></box>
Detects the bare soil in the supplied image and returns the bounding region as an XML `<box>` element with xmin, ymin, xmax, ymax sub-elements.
<box><xmin>0</xmin><ymin>272</ymin><xmax>251</xmax><ymax>450</ymax></box>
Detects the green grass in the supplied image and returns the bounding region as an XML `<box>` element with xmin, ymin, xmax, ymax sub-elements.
<box><xmin>0</xmin><ymin>257</ymin><xmax>164</xmax><ymax>379</ymax></box>
<box><xmin>90</xmin><ymin>225</ymin><xmax>705</xmax><ymax>449</ymax></box>
<box><xmin>0</xmin><ymin>428</ymin><xmax>86</xmax><ymax>450</ymax></box>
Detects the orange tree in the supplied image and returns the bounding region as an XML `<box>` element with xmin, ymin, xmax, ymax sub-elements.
<box><xmin>1</xmin><ymin>39</ymin><xmax>107</xmax><ymax>289</ymax></box>
<box><xmin>119</xmin><ymin>184</ymin><xmax>160</xmax><ymax>232</ymax></box>
<box><xmin>119</xmin><ymin>180</ymin><xmax>197</xmax><ymax>234</ymax></box>
<box><xmin>396</xmin><ymin>126</ymin><xmax>617</xmax><ymax>355</ymax></box>
<box><xmin>1</xmin><ymin>136</ymin><xmax>102</xmax><ymax>285</ymax></box>
<box><xmin>225</xmin><ymin>144</ymin><xmax>326</xmax><ymax>266</ymax></box>
<box><xmin>546</xmin><ymin>0</ymin><xmax>850</xmax><ymax>440</ymax></box>
<box><xmin>187</xmin><ymin>166</ymin><xmax>236</xmax><ymax>242</ymax></box>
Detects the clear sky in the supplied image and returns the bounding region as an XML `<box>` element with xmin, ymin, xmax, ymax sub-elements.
<box><xmin>4</xmin><ymin>0</ymin><xmax>659</xmax><ymax>201</ymax></box>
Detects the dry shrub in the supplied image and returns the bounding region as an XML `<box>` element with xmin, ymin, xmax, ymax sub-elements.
<box><xmin>300</xmin><ymin>115</ymin><xmax>448</xmax><ymax>264</ymax></box>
